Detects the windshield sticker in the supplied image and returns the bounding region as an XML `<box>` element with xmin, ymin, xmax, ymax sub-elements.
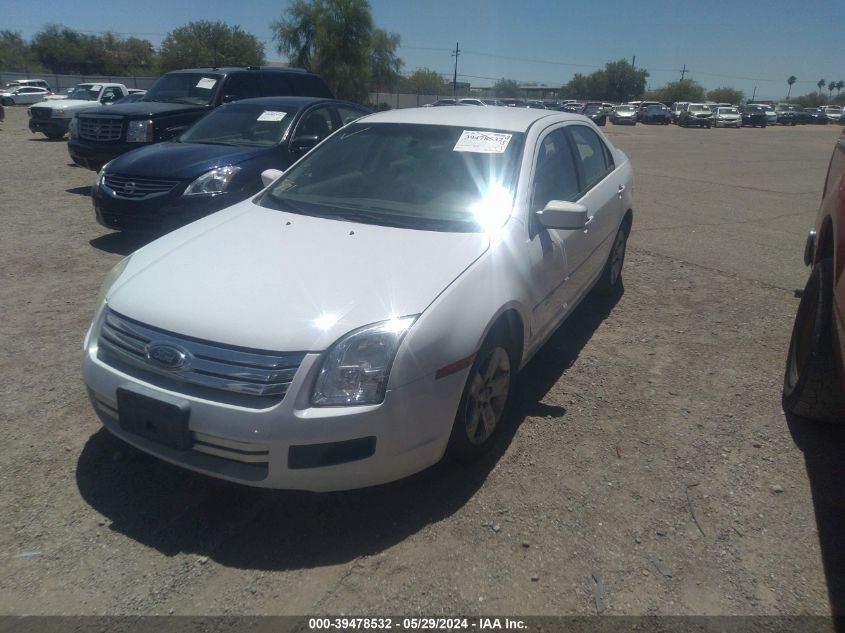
<box><xmin>257</xmin><ymin>111</ymin><xmax>287</xmax><ymax>122</ymax></box>
<box><xmin>196</xmin><ymin>77</ymin><xmax>217</xmax><ymax>90</ymax></box>
<box><xmin>454</xmin><ymin>130</ymin><xmax>512</xmax><ymax>154</ymax></box>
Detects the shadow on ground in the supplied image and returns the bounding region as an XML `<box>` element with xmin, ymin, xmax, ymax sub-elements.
<box><xmin>76</xmin><ymin>286</ymin><xmax>623</xmax><ymax>571</ymax></box>
<box><xmin>787</xmin><ymin>412</ymin><xmax>845</xmax><ymax>621</ymax></box>
<box><xmin>89</xmin><ymin>232</ymin><xmax>155</xmax><ymax>256</ymax></box>
<box><xmin>67</xmin><ymin>186</ymin><xmax>92</xmax><ymax>197</ymax></box>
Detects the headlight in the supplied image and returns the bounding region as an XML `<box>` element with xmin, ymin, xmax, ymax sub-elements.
<box><xmin>126</xmin><ymin>120</ymin><xmax>153</xmax><ymax>143</ymax></box>
<box><xmin>182</xmin><ymin>166</ymin><xmax>241</xmax><ymax>196</ymax></box>
<box><xmin>311</xmin><ymin>316</ymin><xmax>417</xmax><ymax>406</ymax></box>
<box><xmin>94</xmin><ymin>255</ymin><xmax>132</xmax><ymax>312</ymax></box>
<box><xmin>51</xmin><ymin>109</ymin><xmax>65</xmax><ymax>118</ymax></box>
<box><xmin>96</xmin><ymin>161</ymin><xmax>112</xmax><ymax>187</ymax></box>
<box><xmin>69</xmin><ymin>117</ymin><xmax>79</xmax><ymax>138</ymax></box>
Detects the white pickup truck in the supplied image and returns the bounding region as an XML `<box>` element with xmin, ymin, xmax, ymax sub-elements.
<box><xmin>28</xmin><ymin>83</ymin><xmax>130</xmax><ymax>139</ymax></box>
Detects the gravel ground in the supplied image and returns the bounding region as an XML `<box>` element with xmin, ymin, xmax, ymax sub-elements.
<box><xmin>1</xmin><ymin>106</ymin><xmax>844</xmax><ymax>621</ymax></box>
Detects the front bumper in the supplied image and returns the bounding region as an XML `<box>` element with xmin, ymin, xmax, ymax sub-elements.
<box><xmin>83</xmin><ymin>321</ymin><xmax>465</xmax><ymax>491</ymax></box>
<box><xmin>93</xmin><ymin>184</ymin><xmax>241</xmax><ymax>233</ymax></box>
<box><xmin>684</xmin><ymin>116</ymin><xmax>712</xmax><ymax>127</ymax></box>
<box><xmin>29</xmin><ymin>117</ymin><xmax>70</xmax><ymax>135</ymax></box>
<box><xmin>715</xmin><ymin>118</ymin><xmax>741</xmax><ymax>127</ymax></box>
<box><xmin>69</xmin><ymin>138</ymin><xmax>138</xmax><ymax>171</ymax></box>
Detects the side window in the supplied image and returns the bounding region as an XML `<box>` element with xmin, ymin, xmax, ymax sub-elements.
<box><xmin>568</xmin><ymin>125</ymin><xmax>611</xmax><ymax>192</ymax></box>
<box><xmin>261</xmin><ymin>73</ymin><xmax>293</xmax><ymax>96</ymax></box>
<box><xmin>335</xmin><ymin>106</ymin><xmax>366</xmax><ymax>126</ymax></box>
<box><xmin>101</xmin><ymin>87</ymin><xmax>122</xmax><ymax>102</ymax></box>
<box><xmin>221</xmin><ymin>73</ymin><xmax>261</xmax><ymax>101</ymax></box>
<box><xmin>296</xmin><ymin>107</ymin><xmax>335</xmax><ymax>141</ymax></box>
<box><xmin>531</xmin><ymin>128</ymin><xmax>580</xmax><ymax>211</ymax></box>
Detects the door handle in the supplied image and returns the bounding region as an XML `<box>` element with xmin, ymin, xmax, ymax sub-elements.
<box><xmin>617</xmin><ymin>184</ymin><xmax>625</xmax><ymax>199</ymax></box>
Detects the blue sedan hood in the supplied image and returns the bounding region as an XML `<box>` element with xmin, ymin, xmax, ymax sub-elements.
<box><xmin>106</xmin><ymin>142</ymin><xmax>272</xmax><ymax>179</ymax></box>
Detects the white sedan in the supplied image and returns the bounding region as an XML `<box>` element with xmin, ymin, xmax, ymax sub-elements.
<box><xmin>1</xmin><ymin>86</ymin><xmax>51</xmax><ymax>105</ymax></box>
<box><xmin>83</xmin><ymin>106</ymin><xmax>634</xmax><ymax>491</ymax></box>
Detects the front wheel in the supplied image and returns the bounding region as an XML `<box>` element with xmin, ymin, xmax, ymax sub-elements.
<box><xmin>783</xmin><ymin>258</ymin><xmax>845</xmax><ymax>423</ymax></box>
<box><xmin>447</xmin><ymin>337</ymin><xmax>515</xmax><ymax>460</ymax></box>
<box><xmin>593</xmin><ymin>222</ymin><xmax>629</xmax><ymax>296</ymax></box>
<box><xmin>1</xmin><ymin>98</ymin><xmax>12</xmax><ymax>106</ymax></box>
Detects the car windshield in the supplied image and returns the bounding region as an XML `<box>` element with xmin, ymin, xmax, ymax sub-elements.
<box><xmin>646</xmin><ymin>105</ymin><xmax>664</xmax><ymax>111</ymax></box>
<box><xmin>180</xmin><ymin>104</ymin><xmax>296</xmax><ymax>147</ymax></box>
<box><xmin>584</xmin><ymin>104</ymin><xmax>601</xmax><ymax>113</ymax></box>
<box><xmin>719</xmin><ymin>108</ymin><xmax>739</xmax><ymax>114</ymax></box>
<box><xmin>260</xmin><ymin>123</ymin><xmax>526</xmax><ymax>232</ymax></box>
<box><xmin>617</xmin><ymin>106</ymin><xmax>635</xmax><ymax>112</ymax></box>
<box><xmin>143</xmin><ymin>73</ymin><xmax>220</xmax><ymax>105</ymax></box>
<box><xmin>689</xmin><ymin>105</ymin><xmax>710</xmax><ymax>112</ymax></box>
<box><xmin>66</xmin><ymin>85</ymin><xmax>100</xmax><ymax>101</ymax></box>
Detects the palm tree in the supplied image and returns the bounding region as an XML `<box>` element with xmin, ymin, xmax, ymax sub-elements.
<box><xmin>817</xmin><ymin>79</ymin><xmax>826</xmax><ymax>95</ymax></box>
<box><xmin>787</xmin><ymin>75</ymin><xmax>796</xmax><ymax>99</ymax></box>
<box><xmin>836</xmin><ymin>81</ymin><xmax>844</xmax><ymax>96</ymax></box>
<box><xmin>829</xmin><ymin>82</ymin><xmax>836</xmax><ymax>99</ymax></box>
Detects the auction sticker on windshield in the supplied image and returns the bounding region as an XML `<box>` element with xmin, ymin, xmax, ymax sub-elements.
<box><xmin>196</xmin><ymin>78</ymin><xmax>217</xmax><ymax>89</ymax></box>
<box><xmin>453</xmin><ymin>130</ymin><xmax>512</xmax><ymax>154</ymax></box>
<box><xmin>257</xmin><ymin>111</ymin><xmax>287</xmax><ymax>122</ymax></box>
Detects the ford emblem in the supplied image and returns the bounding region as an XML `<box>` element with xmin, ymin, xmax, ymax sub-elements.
<box><xmin>146</xmin><ymin>343</ymin><xmax>189</xmax><ymax>369</ymax></box>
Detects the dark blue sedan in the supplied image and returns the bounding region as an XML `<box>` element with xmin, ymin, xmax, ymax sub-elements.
<box><xmin>93</xmin><ymin>97</ymin><xmax>371</xmax><ymax>233</ymax></box>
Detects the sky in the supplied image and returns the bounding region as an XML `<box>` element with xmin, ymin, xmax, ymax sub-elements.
<box><xmin>5</xmin><ymin>0</ymin><xmax>845</xmax><ymax>100</ymax></box>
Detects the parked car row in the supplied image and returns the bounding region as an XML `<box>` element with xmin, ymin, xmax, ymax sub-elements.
<box><xmin>11</xmin><ymin>67</ymin><xmax>636</xmax><ymax>492</ymax></box>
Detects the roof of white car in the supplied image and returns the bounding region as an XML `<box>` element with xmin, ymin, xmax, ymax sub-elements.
<box><xmin>359</xmin><ymin>106</ymin><xmax>583</xmax><ymax>133</ymax></box>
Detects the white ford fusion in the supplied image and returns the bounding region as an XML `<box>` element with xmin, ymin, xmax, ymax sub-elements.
<box><xmin>83</xmin><ymin>106</ymin><xmax>634</xmax><ymax>491</ymax></box>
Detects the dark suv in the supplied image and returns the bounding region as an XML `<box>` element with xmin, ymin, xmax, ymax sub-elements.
<box><xmin>68</xmin><ymin>67</ymin><xmax>333</xmax><ymax>171</ymax></box>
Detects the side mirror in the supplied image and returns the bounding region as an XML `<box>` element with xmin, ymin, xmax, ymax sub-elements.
<box><xmin>222</xmin><ymin>94</ymin><xmax>238</xmax><ymax>104</ymax></box>
<box><xmin>291</xmin><ymin>135</ymin><xmax>320</xmax><ymax>154</ymax></box>
<box><xmin>535</xmin><ymin>200</ymin><xmax>589</xmax><ymax>230</ymax></box>
<box><xmin>261</xmin><ymin>169</ymin><xmax>284</xmax><ymax>188</ymax></box>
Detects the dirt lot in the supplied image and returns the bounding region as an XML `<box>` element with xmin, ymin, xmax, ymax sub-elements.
<box><xmin>1</xmin><ymin>106</ymin><xmax>844</xmax><ymax>621</ymax></box>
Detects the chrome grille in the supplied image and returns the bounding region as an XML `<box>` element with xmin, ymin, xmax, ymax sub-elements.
<box><xmin>79</xmin><ymin>116</ymin><xmax>123</xmax><ymax>141</ymax></box>
<box><xmin>29</xmin><ymin>107</ymin><xmax>52</xmax><ymax>120</ymax></box>
<box><xmin>103</xmin><ymin>174</ymin><xmax>179</xmax><ymax>199</ymax></box>
<box><xmin>97</xmin><ymin>309</ymin><xmax>304</xmax><ymax>400</ymax></box>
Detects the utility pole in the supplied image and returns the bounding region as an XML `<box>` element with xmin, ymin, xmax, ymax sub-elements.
<box><xmin>680</xmin><ymin>64</ymin><xmax>687</xmax><ymax>82</ymax></box>
<box><xmin>751</xmin><ymin>85</ymin><xmax>757</xmax><ymax>101</ymax></box>
<box><xmin>452</xmin><ymin>42</ymin><xmax>460</xmax><ymax>97</ymax></box>
<box><xmin>631</xmin><ymin>55</ymin><xmax>636</xmax><ymax>68</ymax></box>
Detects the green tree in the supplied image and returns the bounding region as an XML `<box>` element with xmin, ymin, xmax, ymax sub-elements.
<box><xmin>786</xmin><ymin>75</ymin><xmax>796</xmax><ymax>99</ymax></box>
<box><xmin>272</xmin><ymin>0</ymin><xmax>400</xmax><ymax>102</ymax></box>
<box><xmin>836</xmin><ymin>81</ymin><xmax>844</xmax><ymax>96</ymax></box>
<box><xmin>790</xmin><ymin>91</ymin><xmax>826</xmax><ymax>108</ymax></box>
<box><xmin>159</xmin><ymin>21</ymin><xmax>265</xmax><ymax>72</ymax></box>
<box><xmin>0</xmin><ymin>30</ymin><xmax>42</xmax><ymax>71</ymax></box>
<box><xmin>369</xmin><ymin>28</ymin><xmax>402</xmax><ymax>91</ymax></box>
<box><xmin>30</xmin><ymin>25</ymin><xmax>107</xmax><ymax>74</ymax></box>
<box><xmin>643</xmin><ymin>80</ymin><xmax>705</xmax><ymax>103</ymax></box>
<box><xmin>817</xmin><ymin>79</ymin><xmax>826</xmax><ymax>95</ymax></box>
<box><xmin>706</xmin><ymin>87</ymin><xmax>744</xmax><ymax>104</ymax></box>
<box><xmin>493</xmin><ymin>78</ymin><xmax>521</xmax><ymax>97</ymax></box>
<box><xmin>404</xmin><ymin>68</ymin><xmax>447</xmax><ymax>95</ymax></box>
<box><xmin>99</xmin><ymin>33</ymin><xmax>156</xmax><ymax>75</ymax></box>
<box><xmin>561</xmin><ymin>60</ymin><xmax>647</xmax><ymax>101</ymax></box>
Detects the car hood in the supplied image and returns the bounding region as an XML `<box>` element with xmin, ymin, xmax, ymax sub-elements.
<box><xmin>107</xmin><ymin>200</ymin><xmax>490</xmax><ymax>352</ymax></box>
<box><xmin>35</xmin><ymin>99</ymin><xmax>101</xmax><ymax>110</ymax></box>
<box><xmin>106</xmin><ymin>142</ymin><xmax>269</xmax><ymax>179</ymax></box>
<box><xmin>84</xmin><ymin>100</ymin><xmax>210</xmax><ymax>118</ymax></box>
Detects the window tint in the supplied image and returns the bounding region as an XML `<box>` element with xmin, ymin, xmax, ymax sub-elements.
<box><xmin>222</xmin><ymin>73</ymin><xmax>261</xmax><ymax>101</ymax></box>
<box><xmin>102</xmin><ymin>87</ymin><xmax>123</xmax><ymax>101</ymax></box>
<box><xmin>531</xmin><ymin>128</ymin><xmax>579</xmax><ymax>211</ymax></box>
<box><xmin>289</xmin><ymin>74</ymin><xmax>333</xmax><ymax>98</ymax></box>
<box><xmin>296</xmin><ymin>107</ymin><xmax>335</xmax><ymax>141</ymax></box>
<box><xmin>336</xmin><ymin>106</ymin><xmax>366</xmax><ymax>126</ymax></box>
<box><xmin>568</xmin><ymin>125</ymin><xmax>611</xmax><ymax>191</ymax></box>
<box><xmin>261</xmin><ymin>73</ymin><xmax>293</xmax><ymax>96</ymax></box>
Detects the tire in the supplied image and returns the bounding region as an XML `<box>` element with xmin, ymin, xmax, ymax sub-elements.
<box><xmin>1</xmin><ymin>98</ymin><xmax>12</xmax><ymax>106</ymax></box>
<box><xmin>783</xmin><ymin>258</ymin><xmax>845</xmax><ymax>423</ymax></box>
<box><xmin>447</xmin><ymin>332</ymin><xmax>516</xmax><ymax>460</ymax></box>
<box><xmin>593</xmin><ymin>221</ymin><xmax>629</xmax><ymax>296</ymax></box>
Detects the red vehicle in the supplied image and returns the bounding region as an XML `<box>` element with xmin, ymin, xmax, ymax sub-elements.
<box><xmin>783</xmin><ymin>129</ymin><xmax>845</xmax><ymax>422</ymax></box>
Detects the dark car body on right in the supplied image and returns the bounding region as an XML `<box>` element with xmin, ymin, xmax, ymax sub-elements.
<box><xmin>783</xmin><ymin>129</ymin><xmax>845</xmax><ymax>423</ymax></box>
<box><xmin>804</xmin><ymin>108</ymin><xmax>830</xmax><ymax>125</ymax></box>
<box><xmin>774</xmin><ymin>103</ymin><xmax>801</xmax><ymax>125</ymax></box>
<box><xmin>738</xmin><ymin>104</ymin><xmax>768</xmax><ymax>127</ymax></box>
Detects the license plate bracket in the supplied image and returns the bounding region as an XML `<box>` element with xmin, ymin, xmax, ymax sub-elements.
<box><xmin>117</xmin><ymin>386</ymin><xmax>192</xmax><ymax>451</ymax></box>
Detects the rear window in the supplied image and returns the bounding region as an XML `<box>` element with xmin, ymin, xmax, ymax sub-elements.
<box><xmin>262</xmin><ymin>73</ymin><xmax>332</xmax><ymax>98</ymax></box>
